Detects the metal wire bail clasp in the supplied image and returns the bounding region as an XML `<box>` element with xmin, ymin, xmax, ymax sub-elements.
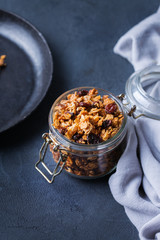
<box><xmin>35</xmin><ymin>133</ymin><xmax>68</xmax><ymax>183</ymax></box>
<box><xmin>117</xmin><ymin>93</ymin><xmax>144</xmax><ymax>119</ymax></box>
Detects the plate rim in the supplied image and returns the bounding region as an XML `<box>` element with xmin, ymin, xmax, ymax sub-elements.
<box><xmin>0</xmin><ymin>8</ymin><xmax>53</xmax><ymax>133</ymax></box>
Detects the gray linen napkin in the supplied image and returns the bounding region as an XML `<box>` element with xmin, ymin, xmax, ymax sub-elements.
<box><xmin>109</xmin><ymin>7</ymin><xmax>160</xmax><ymax>240</ymax></box>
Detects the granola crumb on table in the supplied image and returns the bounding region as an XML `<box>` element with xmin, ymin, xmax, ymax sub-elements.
<box><xmin>0</xmin><ymin>55</ymin><xmax>6</xmax><ymax>68</ymax></box>
<box><xmin>53</xmin><ymin>88</ymin><xmax>124</xmax><ymax>144</ymax></box>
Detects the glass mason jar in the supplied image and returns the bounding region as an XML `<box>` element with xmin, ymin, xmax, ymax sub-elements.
<box><xmin>35</xmin><ymin>65</ymin><xmax>160</xmax><ymax>183</ymax></box>
<box><xmin>36</xmin><ymin>87</ymin><xmax>128</xmax><ymax>183</ymax></box>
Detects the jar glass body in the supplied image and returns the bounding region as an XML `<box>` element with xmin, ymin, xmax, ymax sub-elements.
<box><xmin>48</xmin><ymin>87</ymin><xmax>128</xmax><ymax>179</ymax></box>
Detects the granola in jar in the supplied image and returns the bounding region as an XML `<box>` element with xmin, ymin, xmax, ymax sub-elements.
<box><xmin>53</xmin><ymin>88</ymin><xmax>124</xmax><ymax>144</ymax></box>
<box><xmin>48</xmin><ymin>87</ymin><xmax>127</xmax><ymax>179</ymax></box>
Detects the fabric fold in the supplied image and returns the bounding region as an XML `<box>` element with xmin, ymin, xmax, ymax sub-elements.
<box><xmin>109</xmin><ymin>6</ymin><xmax>160</xmax><ymax>240</ymax></box>
<box><xmin>114</xmin><ymin>11</ymin><xmax>160</xmax><ymax>71</ymax></box>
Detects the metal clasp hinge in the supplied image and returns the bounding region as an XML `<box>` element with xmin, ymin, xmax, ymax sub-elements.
<box><xmin>117</xmin><ymin>94</ymin><xmax>144</xmax><ymax>119</ymax></box>
<box><xmin>35</xmin><ymin>133</ymin><xmax>68</xmax><ymax>183</ymax></box>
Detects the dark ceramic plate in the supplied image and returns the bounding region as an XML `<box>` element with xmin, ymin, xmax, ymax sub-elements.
<box><xmin>0</xmin><ymin>9</ymin><xmax>53</xmax><ymax>133</ymax></box>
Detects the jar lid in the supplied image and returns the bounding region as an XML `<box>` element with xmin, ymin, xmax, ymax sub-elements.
<box><xmin>125</xmin><ymin>64</ymin><xmax>160</xmax><ymax>120</ymax></box>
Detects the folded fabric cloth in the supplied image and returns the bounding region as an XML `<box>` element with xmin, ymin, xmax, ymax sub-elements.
<box><xmin>114</xmin><ymin>7</ymin><xmax>160</xmax><ymax>71</ymax></box>
<box><xmin>109</xmin><ymin>7</ymin><xmax>160</xmax><ymax>240</ymax></box>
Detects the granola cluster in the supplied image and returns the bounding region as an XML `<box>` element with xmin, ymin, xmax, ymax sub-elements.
<box><xmin>0</xmin><ymin>55</ymin><xmax>6</xmax><ymax>68</ymax></box>
<box><xmin>53</xmin><ymin>88</ymin><xmax>124</xmax><ymax>144</ymax></box>
<box><xmin>50</xmin><ymin>137</ymin><xmax>127</xmax><ymax>177</ymax></box>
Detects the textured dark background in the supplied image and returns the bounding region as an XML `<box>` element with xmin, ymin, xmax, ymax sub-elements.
<box><xmin>0</xmin><ymin>1</ymin><xmax>159</xmax><ymax>240</ymax></box>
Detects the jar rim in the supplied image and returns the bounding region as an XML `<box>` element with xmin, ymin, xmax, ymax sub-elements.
<box><xmin>48</xmin><ymin>86</ymin><xmax>127</xmax><ymax>151</ymax></box>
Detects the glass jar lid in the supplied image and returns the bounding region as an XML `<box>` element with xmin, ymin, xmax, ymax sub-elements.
<box><xmin>125</xmin><ymin>64</ymin><xmax>160</xmax><ymax>120</ymax></box>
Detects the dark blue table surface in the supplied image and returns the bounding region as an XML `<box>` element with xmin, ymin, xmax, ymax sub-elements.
<box><xmin>0</xmin><ymin>1</ymin><xmax>159</xmax><ymax>240</ymax></box>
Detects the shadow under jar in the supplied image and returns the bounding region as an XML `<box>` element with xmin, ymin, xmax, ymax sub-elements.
<box><xmin>36</xmin><ymin>87</ymin><xmax>128</xmax><ymax>183</ymax></box>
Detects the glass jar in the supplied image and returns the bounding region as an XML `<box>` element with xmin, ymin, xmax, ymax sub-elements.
<box><xmin>35</xmin><ymin>64</ymin><xmax>160</xmax><ymax>183</ymax></box>
<box><xmin>35</xmin><ymin>87</ymin><xmax>128</xmax><ymax>183</ymax></box>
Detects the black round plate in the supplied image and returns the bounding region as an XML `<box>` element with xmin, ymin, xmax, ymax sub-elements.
<box><xmin>0</xmin><ymin>9</ymin><xmax>53</xmax><ymax>133</ymax></box>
